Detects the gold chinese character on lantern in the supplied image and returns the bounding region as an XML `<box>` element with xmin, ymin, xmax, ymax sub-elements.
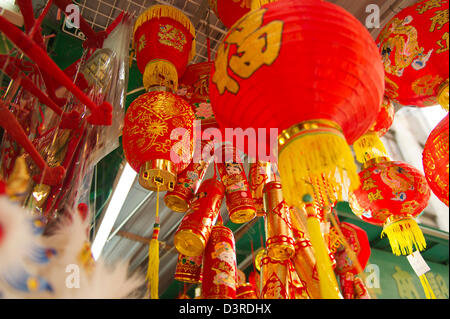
<box><xmin>429</xmin><ymin>9</ymin><xmax>449</xmax><ymax>32</ymax></box>
<box><xmin>437</xmin><ymin>32</ymin><xmax>449</xmax><ymax>53</ymax></box>
<box><xmin>212</xmin><ymin>8</ymin><xmax>284</xmax><ymax>95</ymax></box>
<box><xmin>368</xmin><ymin>189</ymin><xmax>384</xmax><ymax>203</ymax></box>
<box><xmin>362</xmin><ymin>178</ymin><xmax>377</xmax><ymax>191</ymax></box>
<box><xmin>416</xmin><ymin>0</ymin><xmax>448</xmax><ymax>14</ymax></box>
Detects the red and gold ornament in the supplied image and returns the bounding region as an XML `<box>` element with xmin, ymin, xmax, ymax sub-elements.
<box><xmin>349</xmin><ymin>157</ymin><xmax>431</xmax><ymax>256</ymax></box>
<box><xmin>202</xmin><ymin>224</ymin><xmax>237</xmax><ymax>299</ymax></box>
<box><xmin>174</xmin><ymin>178</ymin><xmax>225</xmax><ymax>256</ymax></box>
<box><xmin>377</xmin><ymin>0</ymin><xmax>449</xmax><ymax>110</ymax></box>
<box><xmin>236</xmin><ymin>283</ymin><xmax>258</xmax><ymax>299</ymax></box>
<box><xmin>260</xmin><ymin>255</ymin><xmax>290</xmax><ymax>299</ymax></box>
<box><xmin>133</xmin><ymin>4</ymin><xmax>196</xmax><ymax>92</ymax></box>
<box><xmin>174</xmin><ymin>253</ymin><xmax>203</xmax><ymax>284</ymax></box>
<box><xmin>422</xmin><ymin>114</ymin><xmax>449</xmax><ymax>206</ymax></box>
<box><xmin>122</xmin><ymin>91</ymin><xmax>195</xmax><ymax>191</ymax></box>
<box><xmin>249</xmin><ymin>160</ymin><xmax>272</xmax><ymax>216</ymax></box>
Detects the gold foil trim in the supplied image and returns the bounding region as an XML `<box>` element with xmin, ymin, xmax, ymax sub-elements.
<box><xmin>139</xmin><ymin>159</ymin><xmax>177</xmax><ymax>191</ymax></box>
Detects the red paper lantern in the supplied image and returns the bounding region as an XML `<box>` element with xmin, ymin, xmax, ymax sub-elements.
<box><xmin>209</xmin><ymin>0</ymin><xmax>385</xmax><ymax>208</ymax></box>
<box><xmin>202</xmin><ymin>224</ymin><xmax>237</xmax><ymax>299</ymax></box>
<box><xmin>133</xmin><ymin>5</ymin><xmax>196</xmax><ymax>92</ymax></box>
<box><xmin>208</xmin><ymin>0</ymin><xmax>252</xmax><ymax>29</ymax></box>
<box><xmin>349</xmin><ymin>157</ymin><xmax>431</xmax><ymax>256</ymax></box>
<box><xmin>377</xmin><ymin>0</ymin><xmax>449</xmax><ymax>109</ymax></box>
<box><xmin>422</xmin><ymin>114</ymin><xmax>449</xmax><ymax>206</ymax></box>
<box><xmin>122</xmin><ymin>91</ymin><xmax>195</xmax><ymax>191</ymax></box>
<box><xmin>177</xmin><ymin>62</ymin><xmax>219</xmax><ymax>132</ymax></box>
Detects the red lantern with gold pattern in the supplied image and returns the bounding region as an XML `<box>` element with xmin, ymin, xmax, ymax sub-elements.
<box><xmin>133</xmin><ymin>5</ymin><xmax>196</xmax><ymax>92</ymax></box>
<box><xmin>122</xmin><ymin>91</ymin><xmax>195</xmax><ymax>191</ymax></box>
<box><xmin>376</xmin><ymin>0</ymin><xmax>449</xmax><ymax>110</ymax></box>
<box><xmin>422</xmin><ymin>114</ymin><xmax>449</xmax><ymax>206</ymax></box>
<box><xmin>236</xmin><ymin>283</ymin><xmax>258</xmax><ymax>299</ymax></box>
<box><xmin>209</xmin><ymin>0</ymin><xmax>385</xmax><ymax>210</ymax></box>
<box><xmin>177</xmin><ymin>62</ymin><xmax>219</xmax><ymax>132</ymax></box>
<box><xmin>207</xmin><ymin>0</ymin><xmax>251</xmax><ymax>29</ymax></box>
<box><xmin>216</xmin><ymin>144</ymin><xmax>256</xmax><ymax>223</ymax></box>
<box><xmin>349</xmin><ymin>157</ymin><xmax>431</xmax><ymax>256</ymax></box>
<box><xmin>202</xmin><ymin>224</ymin><xmax>237</xmax><ymax>299</ymax></box>
<box><xmin>174</xmin><ymin>178</ymin><xmax>225</xmax><ymax>256</ymax></box>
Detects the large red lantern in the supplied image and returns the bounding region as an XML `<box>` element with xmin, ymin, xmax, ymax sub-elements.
<box><xmin>209</xmin><ymin>0</ymin><xmax>385</xmax><ymax>209</ymax></box>
<box><xmin>349</xmin><ymin>157</ymin><xmax>431</xmax><ymax>256</ymax></box>
<box><xmin>422</xmin><ymin>114</ymin><xmax>449</xmax><ymax>206</ymax></box>
<box><xmin>133</xmin><ymin>5</ymin><xmax>196</xmax><ymax>92</ymax></box>
<box><xmin>208</xmin><ymin>0</ymin><xmax>252</xmax><ymax>29</ymax></box>
<box><xmin>122</xmin><ymin>91</ymin><xmax>195</xmax><ymax>191</ymax></box>
<box><xmin>376</xmin><ymin>0</ymin><xmax>449</xmax><ymax>110</ymax></box>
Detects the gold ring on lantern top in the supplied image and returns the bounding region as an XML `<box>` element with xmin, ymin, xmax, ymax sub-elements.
<box><xmin>361</xmin><ymin>156</ymin><xmax>391</xmax><ymax>171</ymax></box>
<box><xmin>277</xmin><ymin>119</ymin><xmax>344</xmax><ymax>153</ymax></box>
<box><xmin>139</xmin><ymin>159</ymin><xmax>177</xmax><ymax>192</ymax></box>
<box><xmin>437</xmin><ymin>79</ymin><xmax>449</xmax><ymax>112</ymax></box>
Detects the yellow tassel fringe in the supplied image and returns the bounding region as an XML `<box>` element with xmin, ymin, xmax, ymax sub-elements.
<box><xmin>278</xmin><ymin>128</ymin><xmax>360</xmax><ymax>209</ymax></box>
<box><xmin>143</xmin><ymin>59</ymin><xmax>179</xmax><ymax>92</ymax></box>
<box><xmin>306</xmin><ymin>214</ymin><xmax>341</xmax><ymax>299</ymax></box>
<box><xmin>134</xmin><ymin>4</ymin><xmax>196</xmax><ymax>62</ymax></box>
<box><xmin>381</xmin><ymin>217</ymin><xmax>427</xmax><ymax>256</ymax></box>
<box><xmin>147</xmin><ymin>188</ymin><xmax>161</xmax><ymax>299</ymax></box>
<box><xmin>353</xmin><ymin>132</ymin><xmax>389</xmax><ymax>164</ymax></box>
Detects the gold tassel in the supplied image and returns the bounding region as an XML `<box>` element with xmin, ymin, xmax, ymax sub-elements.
<box><xmin>143</xmin><ymin>59</ymin><xmax>179</xmax><ymax>92</ymax></box>
<box><xmin>304</xmin><ymin>201</ymin><xmax>341</xmax><ymax>299</ymax></box>
<box><xmin>134</xmin><ymin>4</ymin><xmax>196</xmax><ymax>62</ymax></box>
<box><xmin>353</xmin><ymin>132</ymin><xmax>389</xmax><ymax>164</ymax></box>
<box><xmin>278</xmin><ymin>121</ymin><xmax>360</xmax><ymax>209</ymax></box>
<box><xmin>381</xmin><ymin>217</ymin><xmax>427</xmax><ymax>256</ymax></box>
<box><xmin>419</xmin><ymin>274</ymin><xmax>437</xmax><ymax>299</ymax></box>
<box><xmin>147</xmin><ymin>186</ymin><xmax>161</xmax><ymax>299</ymax></box>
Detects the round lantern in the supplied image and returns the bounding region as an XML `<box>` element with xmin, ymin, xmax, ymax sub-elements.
<box><xmin>177</xmin><ymin>62</ymin><xmax>219</xmax><ymax>132</ymax></box>
<box><xmin>122</xmin><ymin>91</ymin><xmax>195</xmax><ymax>191</ymax></box>
<box><xmin>353</xmin><ymin>96</ymin><xmax>396</xmax><ymax>164</ymax></box>
<box><xmin>376</xmin><ymin>0</ymin><xmax>449</xmax><ymax>109</ymax></box>
<box><xmin>422</xmin><ymin>114</ymin><xmax>449</xmax><ymax>206</ymax></box>
<box><xmin>174</xmin><ymin>178</ymin><xmax>225</xmax><ymax>256</ymax></box>
<box><xmin>202</xmin><ymin>224</ymin><xmax>237</xmax><ymax>299</ymax></box>
<box><xmin>208</xmin><ymin>0</ymin><xmax>251</xmax><ymax>29</ymax></box>
<box><xmin>349</xmin><ymin>157</ymin><xmax>431</xmax><ymax>256</ymax></box>
<box><xmin>209</xmin><ymin>0</ymin><xmax>385</xmax><ymax>209</ymax></box>
<box><xmin>133</xmin><ymin>5</ymin><xmax>196</xmax><ymax>92</ymax></box>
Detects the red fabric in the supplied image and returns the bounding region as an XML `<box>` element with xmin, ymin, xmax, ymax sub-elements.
<box><xmin>352</xmin><ymin>159</ymin><xmax>431</xmax><ymax>225</ymax></box>
<box><xmin>372</xmin><ymin>96</ymin><xmax>395</xmax><ymax>137</ymax></box>
<box><xmin>335</xmin><ymin>222</ymin><xmax>371</xmax><ymax>276</ymax></box>
<box><xmin>134</xmin><ymin>17</ymin><xmax>194</xmax><ymax>79</ymax></box>
<box><xmin>209</xmin><ymin>0</ymin><xmax>384</xmax><ymax>158</ymax></box>
<box><xmin>122</xmin><ymin>91</ymin><xmax>195</xmax><ymax>174</ymax></box>
<box><xmin>377</xmin><ymin>0</ymin><xmax>449</xmax><ymax>107</ymax></box>
<box><xmin>210</xmin><ymin>0</ymin><xmax>251</xmax><ymax>29</ymax></box>
<box><xmin>423</xmin><ymin>114</ymin><xmax>449</xmax><ymax>206</ymax></box>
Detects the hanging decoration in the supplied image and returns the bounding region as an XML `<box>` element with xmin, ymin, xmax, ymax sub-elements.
<box><xmin>209</xmin><ymin>0</ymin><xmax>384</xmax><ymax>211</ymax></box>
<box><xmin>260</xmin><ymin>254</ymin><xmax>290</xmax><ymax>299</ymax></box>
<box><xmin>353</xmin><ymin>96</ymin><xmax>396</xmax><ymax>164</ymax></box>
<box><xmin>174</xmin><ymin>178</ymin><xmax>225</xmax><ymax>257</ymax></box>
<box><xmin>216</xmin><ymin>144</ymin><xmax>256</xmax><ymax>224</ymax></box>
<box><xmin>236</xmin><ymin>282</ymin><xmax>258</xmax><ymax>299</ymax></box>
<box><xmin>376</xmin><ymin>0</ymin><xmax>449</xmax><ymax>110</ymax></box>
<box><xmin>349</xmin><ymin>157</ymin><xmax>431</xmax><ymax>256</ymax></box>
<box><xmin>262</xmin><ymin>181</ymin><xmax>295</xmax><ymax>261</ymax></box>
<box><xmin>132</xmin><ymin>4</ymin><xmax>196</xmax><ymax>92</ymax></box>
<box><xmin>249</xmin><ymin>160</ymin><xmax>272</xmax><ymax>216</ymax></box>
<box><xmin>422</xmin><ymin>114</ymin><xmax>449</xmax><ymax>206</ymax></box>
<box><xmin>202</xmin><ymin>223</ymin><xmax>237</xmax><ymax>299</ymax></box>
<box><xmin>174</xmin><ymin>253</ymin><xmax>203</xmax><ymax>284</ymax></box>
<box><xmin>288</xmin><ymin>261</ymin><xmax>310</xmax><ymax>299</ymax></box>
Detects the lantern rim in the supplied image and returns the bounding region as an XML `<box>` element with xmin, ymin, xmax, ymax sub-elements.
<box><xmin>174</xmin><ymin>228</ymin><xmax>206</xmax><ymax>257</ymax></box>
<box><xmin>138</xmin><ymin>159</ymin><xmax>177</xmax><ymax>192</ymax></box>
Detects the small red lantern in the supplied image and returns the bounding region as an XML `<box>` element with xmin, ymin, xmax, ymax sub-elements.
<box><xmin>133</xmin><ymin>4</ymin><xmax>196</xmax><ymax>92</ymax></box>
<box><xmin>422</xmin><ymin>114</ymin><xmax>449</xmax><ymax>206</ymax></box>
<box><xmin>209</xmin><ymin>0</ymin><xmax>385</xmax><ymax>209</ymax></box>
<box><xmin>174</xmin><ymin>253</ymin><xmax>203</xmax><ymax>284</ymax></box>
<box><xmin>122</xmin><ymin>91</ymin><xmax>195</xmax><ymax>191</ymax></box>
<box><xmin>334</xmin><ymin>222</ymin><xmax>371</xmax><ymax>299</ymax></box>
<box><xmin>202</xmin><ymin>224</ymin><xmax>237</xmax><ymax>299</ymax></box>
<box><xmin>377</xmin><ymin>0</ymin><xmax>449</xmax><ymax>109</ymax></box>
<box><xmin>349</xmin><ymin>157</ymin><xmax>431</xmax><ymax>256</ymax></box>
<box><xmin>353</xmin><ymin>96</ymin><xmax>396</xmax><ymax>164</ymax></box>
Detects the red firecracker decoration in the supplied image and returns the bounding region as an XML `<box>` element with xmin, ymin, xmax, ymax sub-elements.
<box><xmin>349</xmin><ymin>157</ymin><xmax>431</xmax><ymax>256</ymax></box>
<box><xmin>133</xmin><ymin>5</ymin><xmax>196</xmax><ymax>92</ymax></box>
<box><xmin>209</xmin><ymin>0</ymin><xmax>385</xmax><ymax>209</ymax></box>
<box><xmin>422</xmin><ymin>114</ymin><xmax>449</xmax><ymax>206</ymax></box>
<box><xmin>377</xmin><ymin>0</ymin><xmax>449</xmax><ymax>110</ymax></box>
<box><xmin>202</xmin><ymin>224</ymin><xmax>237</xmax><ymax>299</ymax></box>
<box><xmin>122</xmin><ymin>91</ymin><xmax>195</xmax><ymax>191</ymax></box>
